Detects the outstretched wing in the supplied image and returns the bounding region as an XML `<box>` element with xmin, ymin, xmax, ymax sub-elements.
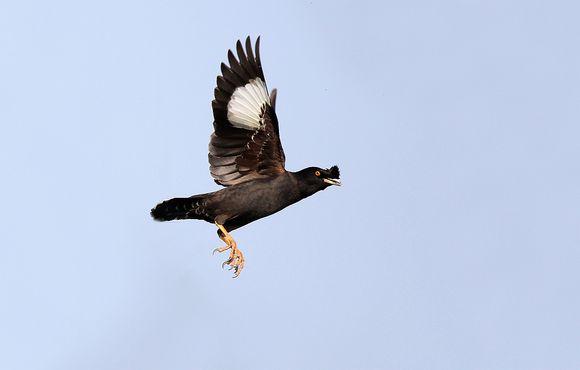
<box><xmin>209</xmin><ymin>36</ymin><xmax>286</xmax><ymax>187</ymax></box>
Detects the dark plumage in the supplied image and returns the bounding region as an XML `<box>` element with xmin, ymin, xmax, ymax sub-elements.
<box><xmin>151</xmin><ymin>37</ymin><xmax>340</xmax><ymax>276</ymax></box>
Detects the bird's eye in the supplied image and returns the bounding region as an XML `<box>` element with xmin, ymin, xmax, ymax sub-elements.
<box><xmin>315</xmin><ymin>170</ymin><xmax>321</xmax><ymax>177</ymax></box>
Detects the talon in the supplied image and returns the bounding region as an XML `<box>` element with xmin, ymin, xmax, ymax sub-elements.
<box><xmin>213</xmin><ymin>245</ymin><xmax>230</xmax><ymax>254</ymax></box>
<box><xmin>213</xmin><ymin>222</ymin><xmax>246</xmax><ymax>277</ymax></box>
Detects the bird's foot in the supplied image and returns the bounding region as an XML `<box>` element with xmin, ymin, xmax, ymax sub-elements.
<box><xmin>213</xmin><ymin>243</ymin><xmax>245</xmax><ymax>277</ymax></box>
<box><xmin>213</xmin><ymin>222</ymin><xmax>245</xmax><ymax>278</ymax></box>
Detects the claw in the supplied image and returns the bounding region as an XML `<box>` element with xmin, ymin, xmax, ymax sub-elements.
<box><xmin>213</xmin><ymin>245</ymin><xmax>230</xmax><ymax>255</ymax></box>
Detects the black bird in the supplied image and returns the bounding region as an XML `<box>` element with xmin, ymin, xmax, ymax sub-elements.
<box><xmin>151</xmin><ymin>36</ymin><xmax>341</xmax><ymax>277</ymax></box>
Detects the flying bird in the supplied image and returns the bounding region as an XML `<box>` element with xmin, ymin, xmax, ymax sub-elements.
<box><xmin>151</xmin><ymin>36</ymin><xmax>341</xmax><ymax>277</ymax></box>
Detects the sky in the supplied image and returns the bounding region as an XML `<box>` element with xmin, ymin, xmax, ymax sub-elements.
<box><xmin>1</xmin><ymin>1</ymin><xmax>579</xmax><ymax>369</ymax></box>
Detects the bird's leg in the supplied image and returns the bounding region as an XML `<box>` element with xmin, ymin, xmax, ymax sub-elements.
<box><xmin>212</xmin><ymin>222</ymin><xmax>245</xmax><ymax>277</ymax></box>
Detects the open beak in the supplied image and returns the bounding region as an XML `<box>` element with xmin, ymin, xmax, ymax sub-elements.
<box><xmin>323</xmin><ymin>178</ymin><xmax>342</xmax><ymax>186</ymax></box>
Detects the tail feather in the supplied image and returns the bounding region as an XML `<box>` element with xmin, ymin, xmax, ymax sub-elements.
<box><xmin>150</xmin><ymin>194</ymin><xmax>212</xmax><ymax>222</ymax></box>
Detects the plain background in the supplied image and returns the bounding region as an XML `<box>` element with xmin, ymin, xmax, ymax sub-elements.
<box><xmin>1</xmin><ymin>1</ymin><xmax>579</xmax><ymax>369</ymax></box>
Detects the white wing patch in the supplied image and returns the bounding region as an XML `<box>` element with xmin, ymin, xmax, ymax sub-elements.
<box><xmin>227</xmin><ymin>78</ymin><xmax>269</xmax><ymax>130</ymax></box>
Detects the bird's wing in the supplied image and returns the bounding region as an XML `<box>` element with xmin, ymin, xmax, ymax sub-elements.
<box><xmin>209</xmin><ymin>36</ymin><xmax>286</xmax><ymax>187</ymax></box>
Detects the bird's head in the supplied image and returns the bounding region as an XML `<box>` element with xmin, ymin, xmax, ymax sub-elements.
<box><xmin>295</xmin><ymin>165</ymin><xmax>341</xmax><ymax>194</ymax></box>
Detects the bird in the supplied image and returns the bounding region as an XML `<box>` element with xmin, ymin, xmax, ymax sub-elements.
<box><xmin>151</xmin><ymin>36</ymin><xmax>341</xmax><ymax>277</ymax></box>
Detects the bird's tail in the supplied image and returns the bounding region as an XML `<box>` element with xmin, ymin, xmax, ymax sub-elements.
<box><xmin>150</xmin><ymin>194</ymin><xmax>213</xmax><ymax>222</ymax></box>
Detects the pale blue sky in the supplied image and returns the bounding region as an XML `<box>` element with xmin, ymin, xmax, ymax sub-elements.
<box><xmin>1</xmin><ymin>1</ymin><xmax>579</xmax><ymax>369</ymax></box>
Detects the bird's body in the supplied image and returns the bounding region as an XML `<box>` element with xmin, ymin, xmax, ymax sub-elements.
<box><xmin>152</xmin><ymin>168</ymin><xmax>336</xmax><ymax>231</ymax></box>
<box><xmin>208</xmin><ymin>172</ymin><xmax>303</xmax><ymax>230</ymax></box>
<box><xmin>151</xmin><ymin>37</ymin><xmax>340</xmax><ymax>276</ymax></box>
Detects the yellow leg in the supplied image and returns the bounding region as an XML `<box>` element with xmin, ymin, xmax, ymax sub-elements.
<box><xmin>212</xmin><ymin>222</ymin><xmax>245</xmax><ymax>277</ymax></box>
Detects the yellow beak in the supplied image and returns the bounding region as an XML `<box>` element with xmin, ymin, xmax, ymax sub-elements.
<box><xmin>323</xmin><ymin>178</ymin><xmax>341</xmax><ymax>186</ymax></box>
